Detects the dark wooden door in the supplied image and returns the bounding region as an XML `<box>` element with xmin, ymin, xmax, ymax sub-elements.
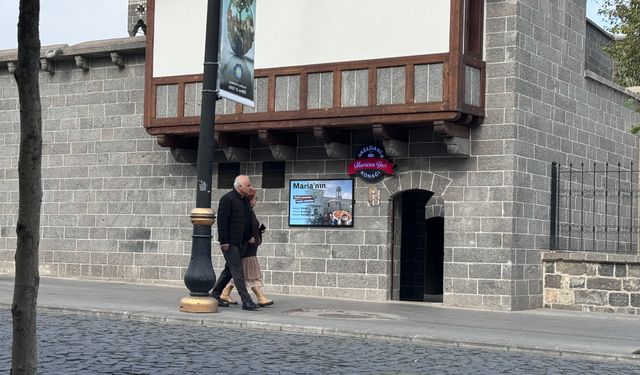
<box><xmin>399</xmin><ymin>191</ymin><xmax>430</xmax><ymax>301</ymax></box>
<box><xmin>424</xmin><ymin>216</ymin><xmax>444</xmax><ymax>297</ymax></box>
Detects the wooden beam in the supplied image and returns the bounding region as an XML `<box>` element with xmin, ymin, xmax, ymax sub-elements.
<box><xmin>372</xmin><ymin>124</ymin><xmax>408</xmax><ymax>142</ymax></box>
<box><xmin>313</xmin><ymin>126</ymin><xmax>349</xmax><ymax>144</ymax></box>
<box><xmin>313</xmin><ymin>127</ymin><xmax>350</xmax><ymax>159</ymax></box>
<box><xmin>258</xmin><ymin>129</ymin><xmax>297</xmax><ymax>147</ymax></box>
<box><xmin>433</xmin><ymin>121</ymin><xmax>470</xmax><ymax>139</ymax></box>
<box><xmin>156</xmin><ymin>135</ymin><xmax>177</xmax><ymax>148</ymax></box>
<box><xmin>214</xmin><ymin>131</ymin><xmax>250</xmax><ymax>148</ymax></box>
<box><xmin>433</xmin><ymin>120</ymin><xmax>471</xmax><ymax>156</ymax></box>
<box><xmin>156</xmin><ymin>135</ymin><xmax>198</xmax><ymax>149</ymax></box>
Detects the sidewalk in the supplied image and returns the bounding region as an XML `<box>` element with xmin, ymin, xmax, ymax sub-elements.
<box><xmin>1</xmin><ymin>274</ymin><xmax>639</xmax><ymax>362</ymax></box>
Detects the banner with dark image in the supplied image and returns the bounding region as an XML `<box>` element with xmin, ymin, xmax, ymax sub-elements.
<box><xmin>218</xmin><ymin>0</ymin><xmax>256</xmax><ymax>107</ymax></box>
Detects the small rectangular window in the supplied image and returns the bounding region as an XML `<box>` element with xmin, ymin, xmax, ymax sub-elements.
<box><xmin>262</xmin><ymin>161</ymin><xmax>285</xmax><ymax>188</ymax></box>
<box><xmin>217</xmin><ymin>163</ymin><xmax>240</xmax><ymax>189</ymax></box>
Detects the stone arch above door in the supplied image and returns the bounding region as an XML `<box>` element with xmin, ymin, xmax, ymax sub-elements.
<box><xmin>382</xmin><ymin>171</ymin><xmax>452</xmax><ymax>198</ymax></box>
<box><xmin>425</xmin><ymin>196</ymin><xmax>445</xmax><ymax>219</ymax></box>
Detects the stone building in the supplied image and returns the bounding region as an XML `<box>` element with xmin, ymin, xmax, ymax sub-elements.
<box><xmin>0</xmin><ymin>0</ymin><xmax>638</xmax><ymax>312</ymax></box>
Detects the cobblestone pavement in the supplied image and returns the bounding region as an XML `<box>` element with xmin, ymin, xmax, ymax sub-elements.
<box><xmin>1</xmin><ymin>310</ymin><xmax>638</xmax><ymax>374</ymax></box>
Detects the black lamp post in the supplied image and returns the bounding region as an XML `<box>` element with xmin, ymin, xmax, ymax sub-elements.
<box><xmin>180</xmin><ymin>0</ymin><xmax>222</xmax><ymax>313</ymax></box>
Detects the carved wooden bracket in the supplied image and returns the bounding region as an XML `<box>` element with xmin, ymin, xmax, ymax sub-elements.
<box><xmin>156</xmin><ymin>135</ymin><xmax>177</xmax><ymax>148</ymax></box>
<box><xmin>313</xmin><ymin>127</ymin><xmax>349</xmax><ymax>144</ymax></box>
<box><xmin>156</xmin><ymin>135</ymin><xmax>198</xmax><ymax>149</ymax></box>
<box><xmin>372</xmin><ymin>124</ymin><xmax>409</xmax><ymax>143</ymax></box>
<box><xmin>214</xmin><ymin>131</ymin><xmax>251</xmax><ymax>161</ymax></box>
<box><xmin>258</xmin><ymin>129</ymin><xmax>296</xmax><ymax>147</ymax></box>
<box><xmin>156</xmin><ymin>135</ymin><xmax>198</xmax><ymax>162</ymax></box>
<box><xmin>433</xmin><ymin>121</ymin><xmax>471</xmax><ymax>156</ymax></box>
<box><xmin>372</xmin><ymin>124</ymin><xmax>409</xmax><ymax>158</ymax></box>
<box><xmin>214</xmin><ymin>131</ymin><xmax>250</xmax><ymax>148</ymax></box>
<box><xmin>258</xmin><ymin>130</ymin><xmax>297</xmax><ymax>160</ymax></box>
<box><xmin>313</xmin><ymin>127</ymin><xmax>350</xmax><ymax>159</ymax></box>
<box><xmin>433</xmin><ymin>121</ymin><xmax>470</xmax><ymax>138</ymax></box>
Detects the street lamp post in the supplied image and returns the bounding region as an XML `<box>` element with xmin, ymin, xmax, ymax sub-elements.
<box><xmin>179</xmin><ymin>0</ymin><xmax>222</xmax><ymax>313</ymax></box>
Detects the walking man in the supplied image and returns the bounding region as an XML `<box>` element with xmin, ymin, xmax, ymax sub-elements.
<box><xmin>210</xmin><ymin>175</ymin><xmax>259</xmax><ymax>311</ymax></box>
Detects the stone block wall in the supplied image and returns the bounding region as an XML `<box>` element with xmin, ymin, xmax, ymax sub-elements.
<box><xmin>480</xmin><ymin>0</ymin><xmax>640</xmax><ymax>311</ymax></box>
<box><xmin>585</xmin><ymin>19</ymin><xmax>613</xmax><ymax>81</ymax></box>
<box><xmin>0</xmin><ymin>47</ymin><xmax>194</xmax><ymax>283</ymax></box>
<box><xmin>543</xmin><ymin>251</ymin><xmax>640</xmax><ymax>314</ymax></box>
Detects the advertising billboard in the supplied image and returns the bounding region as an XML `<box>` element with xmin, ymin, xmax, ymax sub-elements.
<box><xmin>289</xmin><ymin>179</ymin><xmax>354</xmax><ymax>227</ymax></box>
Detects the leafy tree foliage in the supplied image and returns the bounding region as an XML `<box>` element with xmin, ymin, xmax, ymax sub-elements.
<box><xmin>599</xmin><ymin>0</ymin><xmax>640</xmax><ymax>87</ymax></box>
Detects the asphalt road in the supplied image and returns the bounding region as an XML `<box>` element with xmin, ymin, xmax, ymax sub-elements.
<box><xmin>1</xmin><ymin>310</ymin><xmax>639</xmax><ymax>374</ymax></box>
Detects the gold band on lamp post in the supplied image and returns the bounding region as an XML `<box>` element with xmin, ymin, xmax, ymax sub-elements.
<box><xmin>180</xmin><ymin>296</ymin><xmax>218</xmax><ymax>313</ymax></box>
<box><xmin>190</xmin><ymin>208</ymin><xmax>216</xmax><ymax>226</ymax></box>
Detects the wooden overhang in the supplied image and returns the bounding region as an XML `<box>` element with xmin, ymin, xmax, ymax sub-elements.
<box><xmin>144</xmin><ymin>0</ymin><xmax>485</xmax><ymax>152</ymax></box>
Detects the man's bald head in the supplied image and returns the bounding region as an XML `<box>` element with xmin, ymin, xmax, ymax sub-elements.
<box><xmin>233</xmin><ymin>175</ymin><xmax>253</xmax><ymax>196</ymax></box>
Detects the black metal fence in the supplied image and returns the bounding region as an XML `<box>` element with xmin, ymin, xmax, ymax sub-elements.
<box><xmin>550</xmin><ymin>162</ymin><xmax>639</xmax><ymax>254</ymax></box>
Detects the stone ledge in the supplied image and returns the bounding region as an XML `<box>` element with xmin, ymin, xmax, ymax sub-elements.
<box><xmin>0</xmin><ymin>36</ymin><xmax>146</xmax><ymax>65</ymax></box>
<box><xmin>584</xmin><ymin>69</ymin><xmax>640</xmax><ymax>100</ymax></box>
<box><xmin>542</xmin><ymin>251</ymin><xmax>640</xmax><ymax>265</ymax></box>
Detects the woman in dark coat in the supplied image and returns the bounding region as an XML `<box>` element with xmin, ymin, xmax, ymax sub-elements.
<box><xmin>220</xmin><ymin>190</ymin><xmax>273</xmax><ymax>306</ymax></box>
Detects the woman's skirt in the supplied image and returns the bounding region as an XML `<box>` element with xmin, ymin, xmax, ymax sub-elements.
<box><xmin>229</xmin><ymin>256</ymin><xmax>263</xmax><ymax>288</ymax></box>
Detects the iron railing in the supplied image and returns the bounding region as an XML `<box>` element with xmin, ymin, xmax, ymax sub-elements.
<box><xmin>550</xmin><ymin>162</ymin><xmax>639</xmax><ymax>254</ymax></box>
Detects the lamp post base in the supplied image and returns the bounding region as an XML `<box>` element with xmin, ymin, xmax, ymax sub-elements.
<box><xmin>179</xmin><ymin>296</ymin><xmax>218</xmax><ymax>313</ymax></box>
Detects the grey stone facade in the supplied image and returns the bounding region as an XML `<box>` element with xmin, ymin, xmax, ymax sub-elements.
<box><xmin>448</xmin><ymin>0</ymin><xmax>639</xmax><ymax>310</ymax></box>
<box><xmin>0</xmin><ymin>41</ymin><xmax>156</xmax><ymax>280</ymax></box>
<box><xmin>0</xmin><ymin>0</ymin><xmax>639</xmax><ymax>311</ymax></box>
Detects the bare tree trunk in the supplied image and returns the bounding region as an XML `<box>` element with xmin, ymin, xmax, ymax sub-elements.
<box><xmin>11</xmin><ymin>0</ymin><xmax>42</xmax><ymax>374</ymax></box>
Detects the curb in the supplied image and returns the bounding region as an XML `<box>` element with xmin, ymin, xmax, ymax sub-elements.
<box><xmin>3</xmin><ymin>303</ymin><xmax>639</xmax><ymax>363</ymax></box>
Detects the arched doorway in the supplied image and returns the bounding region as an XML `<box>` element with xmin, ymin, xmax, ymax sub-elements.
<box><xmin>393</xmin><ymin>190</ymin><xmax>444</xmax><ymax>302</ymax></box>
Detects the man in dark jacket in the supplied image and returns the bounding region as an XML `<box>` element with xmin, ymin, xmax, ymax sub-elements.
<box><xmin>210</xmin><ymin>175</ymin><xmax>259</xmax><ymax>311</ymax></box>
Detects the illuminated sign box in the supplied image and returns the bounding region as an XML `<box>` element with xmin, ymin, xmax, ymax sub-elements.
<box><xmin>288</xmin><ymin>179</ymin><xmax>354</xmax><ymax>227</ymax></box>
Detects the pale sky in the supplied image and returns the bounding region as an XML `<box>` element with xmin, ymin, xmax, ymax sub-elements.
<box><xmin>0</xmin><ymin>0</ymin><xmax>128</xmax><ymax>50</ymax></box>
<box><xmin>586</xmin><ymin>0</ymin><xmax>610</xmax><ymax>30</ymax></box>
<box><xmin>0</xmin><ymin>0</ymin><xmax>610</xmax><ymax>51</ymax></box>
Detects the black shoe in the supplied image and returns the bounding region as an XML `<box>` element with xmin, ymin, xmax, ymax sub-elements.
<box><xmin>211</xmin><ymin>294</ymin><xmax>229</xmax><ymax>307</ymax></box>
<box><xmin>241</xmin><ymin>301</ymin><xmax>259</xmax><ymax>311</ymax></box>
